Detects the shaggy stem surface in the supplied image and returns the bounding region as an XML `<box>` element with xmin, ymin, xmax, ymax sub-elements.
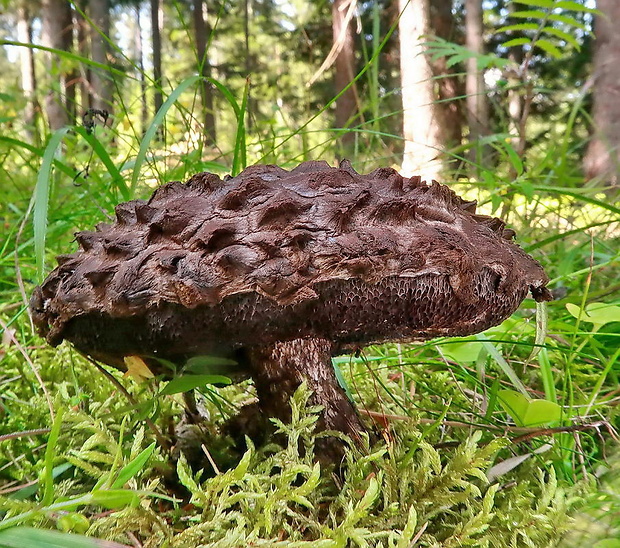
<box><xmin>248</xmin><ymin>337</ymin><xmax>364</xmax><ymax>442</ymax></box>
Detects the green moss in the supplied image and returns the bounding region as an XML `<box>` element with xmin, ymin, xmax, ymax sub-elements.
<box><xmin>53</xmin><ymin>384</ymin><xmax>577</xmax><ymax>547</ymax></box>
<box><xmin>0</xmin><ymin>324</ymin><xmax>607</xmax><ymax>546</ymax></box>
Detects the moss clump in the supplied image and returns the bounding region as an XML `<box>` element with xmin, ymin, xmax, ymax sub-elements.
<box><xmin>76</xmin><ymin>385</ymin><xmax>574</xmax><ymax>547</ymax></box>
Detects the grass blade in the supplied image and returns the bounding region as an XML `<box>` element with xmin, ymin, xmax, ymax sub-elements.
<box><xmin>0</xmin><ymin>527</ymin><xmax>130</xmax><ymax>548</ymax></box>
<box><xmin>34</xmin><ymin>127</ymin><xmax>71</xmax><ymax>282</ymax></box>
<box><xmin>537</xmin><ymin>347</ymin><xmax>557</xmax><ymax>402</ymax></box>
<box><xmin>202</xmin><ymin>76</ymin><xmax>247</xmax><ymax>174</ymax></box>
<box><xmin>531</xmin><ymin>185</ymin><xmax>620</xmax><ymax>215</ymax></box>
<box><xmin>585</xmin><ymin>347</ymin><xmax>620</xmax><ymax>416</ymax></box>
<box><xmin>232</xmin><ymin>78</ymin><xmax>249</xmax><ymax>176</ymax></box>
<box><xmin>476</xmin><ymin>334</ymin><xmax>529</xmax><ymax>397</ymax></box>
<box><xmin>42</xmin><ymin>406</ymin><xmax>64</xmax><ymax>505</ymax></box>
<box><xmin>130</xmin><ymin>75</ymin><xmax>201</xmax><ymax>196</ymax></box>
<box><xmin>111</xmin><ymin>442</ymin><xmax>156</xmax><ymax>489</ymax></box>
<box><xmin>0</xmin><ymin>40</ymin><xmax>129</xmax><ymax>80</ymax></box>
<box><xmin>74</xmin><ymin>127</ymin><xmax>129</xmax><ymax>201</ymax></box>
<box><xmin>0</xmin><ymin>136</ymin><xmax>75</xmax><ymax>178</ymax></box>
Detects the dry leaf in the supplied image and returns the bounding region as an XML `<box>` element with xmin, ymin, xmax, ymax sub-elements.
<box><xmin>123</xmin><ymin>355</ymin><xmax>155</xmax><ymax>382</ymax></box>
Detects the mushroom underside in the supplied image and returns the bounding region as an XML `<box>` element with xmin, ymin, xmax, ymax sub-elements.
<box><xmin>57</xmin><ymin>272</ymin><xmax>528</xmax><ymax>371</ymax></box>
<box><xmin>46</xmin><ymin>271</ymin><xmax>532</xmax><ymax>448</ymax></box>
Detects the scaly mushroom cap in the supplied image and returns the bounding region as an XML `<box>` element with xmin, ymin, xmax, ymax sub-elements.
<box><xmin>30</xmin><ymin>161</ymin><xmax>551</xmax><ymax>371</ymax></box>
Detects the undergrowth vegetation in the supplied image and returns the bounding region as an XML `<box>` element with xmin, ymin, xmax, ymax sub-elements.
<box><xmin>1</xmin><ymin>115</ymin><xmax>618</xmax><ymax>544</ymax></box>
<box><xmin>1</xmin><ymin>3</ymin><xmax>620</xmax><ymax>545</ymax></box>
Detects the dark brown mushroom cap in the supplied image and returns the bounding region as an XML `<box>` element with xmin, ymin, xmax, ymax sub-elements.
<box><xmin>30</xmin><ymin>160</ymin><xmax>551</xmax><ymax>370</ymax></box>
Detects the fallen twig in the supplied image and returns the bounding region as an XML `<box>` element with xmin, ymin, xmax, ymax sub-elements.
<box><xmin>0</xmin><ymin>428</ymin><xmax>51</xmax><ymax>443</ymax></box>
<box><xmin>361</xmin><ymin>409</ymin><xmax>618</xmax><ymax>443</ymax></box>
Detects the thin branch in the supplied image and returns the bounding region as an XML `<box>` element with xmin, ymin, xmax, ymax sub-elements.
<box><xmin>360</xmin><ymin>409</ymin><xmax>618</xmax><ymax>443</ymax></box>
<box><xmin>0</xmin><ymin>479</ymin><xmax>39</xmax><ymax>496</ymax></box>
<box><xmin>307</xmin><ymin>0</ymin><xmax>357</xmax><ymax>86</ymax></box>
<box><xmin>126</xmin><ymin>532</ymin><xmax>143</xmax><ymax>548</ymax></box>
<box><xmin>0</xmin><ymin>428</ymin><xmax>51</xmax><ymax>443</ymax></box>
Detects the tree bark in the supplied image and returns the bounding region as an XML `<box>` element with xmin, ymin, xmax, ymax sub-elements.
<box><xmin>89</xmin><ymin>0</ymin><xmax>113</xmax><ymax>113</ymax></box>
<box><xmin>506</xmin><ymin>1</ymin><xmax>523</xmax><ymax>146</ymax></box>
<box><xmin>583</xmin><ymin>0</ymin><xmax>620</xmax><ymax>192</ymax></box>
<box><xmin>332</xmin><ymin>0</ymin><xmax>357</xmax><ymax>151</ymax></box>
<box><xmin>41</xmin><ymin>0</ymin><xmax>71</xmax><ymax>130</ymax></box>
<box><xmin>150</xmin><ymin>0</ymin><xmax>163</xmax><ymax>117</ymax></box>
<box><xmin>192</xmin><ymin>0</ymin><xmax>216</xmax><ymax>146</ymax></box>
<box><xmin>243</xmin><ymin>0</ymin><xmax>255</xmax><ymax>128</ymax></box>
<box><xmin>430</xmin><ymin>0</ymin><xmax>462</xmax><ymax>147</ymax></box>
<box><xmin>62</xmin><ymin>1</ymin><xmax>77</xmax><ymax>123</ymax></box>
<box><xmin>76</xmin><ymin>0</ymin><xmax>92</xmax><ymax>114</ymax></box>
<box><xmin>399</xmin><ymin>0</ymin><xmax>446</xmax><ymax>180</ymax></box>
<box><xmin>134</xmin><ymin>6</ymin><xmax>148</xmax><ymax>135</ymax></box>
<box><xmin>16</xmin><ymin>1</ymin><xmax>39</xmax><ymax>142</ymax></box>
<box><xmin>465</xmin><ymin>0</ymin><xmax>489</xmax><ymax>168</ymax></box>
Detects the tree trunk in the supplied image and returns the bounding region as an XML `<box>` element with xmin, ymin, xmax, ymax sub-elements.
<box><xmin>17</xmin><ymin>1</ymin><xmax>39</xmax><ymax>142</ymax></box>
<box><xmin>332</xmin><ymin>0</ymin><xmax>357</xmax><ymax>151</ymax></box>
<box><xmin>89</xmin><ymin>0</ymin><xmax>113</xmax><ymax>113</ymax></box>
<box><xmin>506</xmin><ymin>1</ymin><xmax>523</xmax><ymax>146</ymax></box>
<box><xmin>399</xmin><ymin>0</ymin><xmax>446</xmax><ymax>180</ymax></box>
<box><xmin>583</xmin><ymin>0</ymin><xmax>620</xmax><ymax>192</ymax></box>
<box><xmin>150</xmin><ymin>0</ymin><xmax>163</xmax><ymax>117</ymax></box>
<box><xmin>244</xmin><ymin>0</ymin><xmax>255</xmax><ymax>128</ymax></box>
<box><xmin>41</xmin><ymin>0</ymin><xmax>71</xmax><ymax>130</ymax></box>
<box><xmin>430</xmin><ymin>0</ymin><xmax>462</xmax><ymax>147</ymax></box>
<box><xmin>134</xmin><ymin>6</ymin><xmax>148</xmax><ymax>136</ymax></box>
<box><xmin>76</xmin><ymin>0</ymin><xmax>92</xmax><ymax>114</ymax></box>
<box><xmin>192</xmin><ymin>0</ymin><xmax>216</xmax><ymax>146</ymax></box>
<box><xmin>62</xmin><ymin>1</ymin><xmax>77</xmax><ymax>123</ymax></box>
<box><xmin>465</xmin><ymin>0</ymin><xmax>489</xmax><ymax>169</ymax></box>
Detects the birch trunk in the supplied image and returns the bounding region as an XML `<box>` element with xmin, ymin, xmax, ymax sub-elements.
<box><xmin>399</xmin><ymin>0</ymin><xmax>446</xmax><ymax>181</ymax></box>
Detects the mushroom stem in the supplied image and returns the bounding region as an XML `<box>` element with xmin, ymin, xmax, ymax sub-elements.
<box><xmin>247</xmin><ymin>337</ymin><xmax>365</xmax><ymax>442</ymax></box>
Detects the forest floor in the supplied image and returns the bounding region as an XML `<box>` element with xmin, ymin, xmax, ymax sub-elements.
<box><xmin>1</xmin><ymin>140</ymin><xmax>619</xmax><ymax>546</ymax></box>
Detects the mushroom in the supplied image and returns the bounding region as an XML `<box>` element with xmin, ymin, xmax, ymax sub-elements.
<box><xmin>30</xmin><ymin>161</ymin><xmax>552</xmax><ymax>448</ymax></box>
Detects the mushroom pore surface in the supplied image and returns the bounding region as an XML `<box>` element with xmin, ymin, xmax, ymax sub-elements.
<box><xmin>30</xmin><ymin>160</ymin><xmax>552</xmax><ymax>443</ymax></box>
